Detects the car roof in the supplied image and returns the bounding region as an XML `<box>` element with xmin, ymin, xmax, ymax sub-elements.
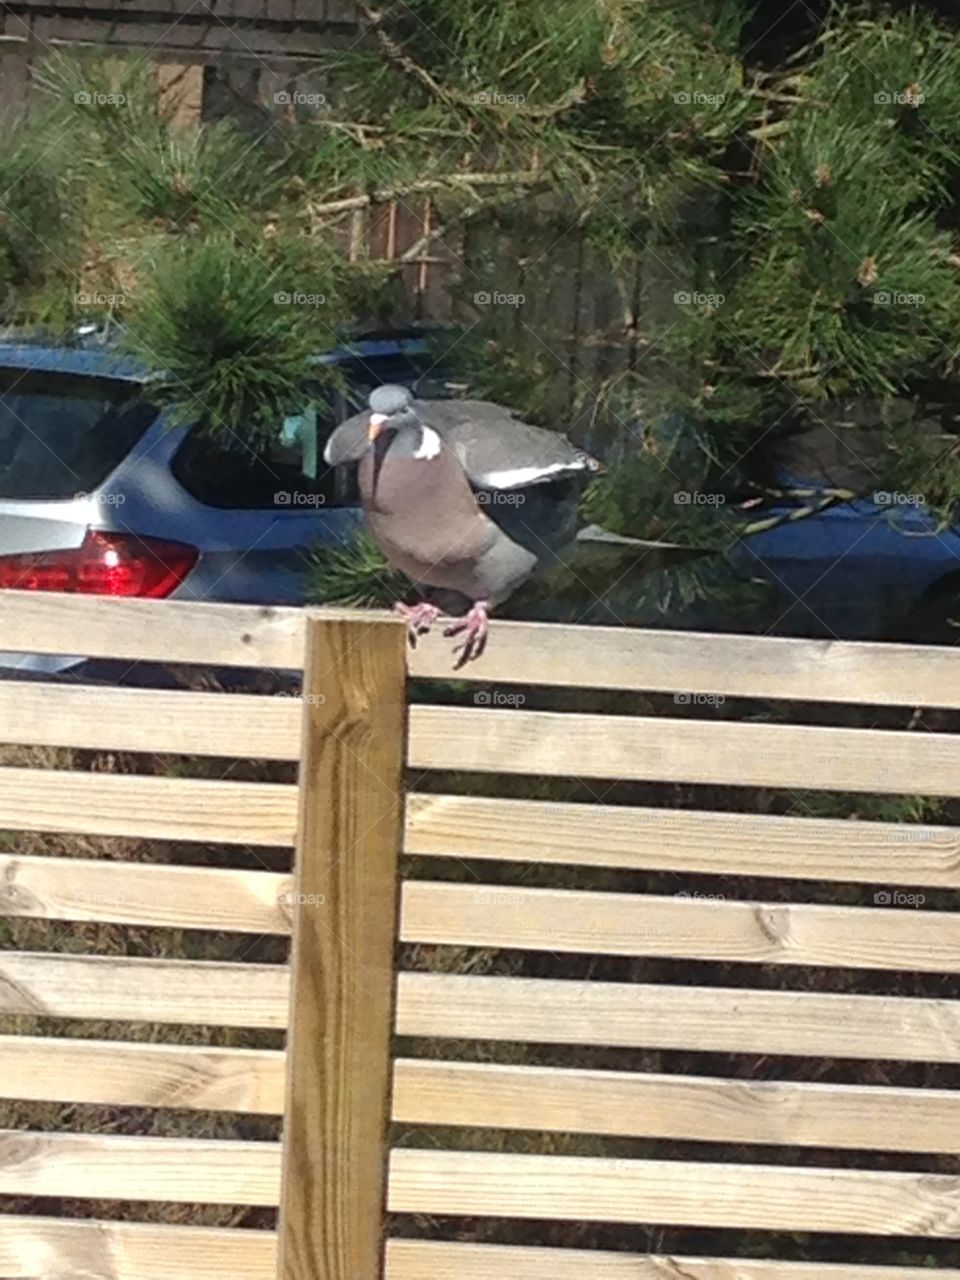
<box><xmin>0</xmin><ymin>334</ymin><xmax>436</xmax><ymax>385</ymax></box>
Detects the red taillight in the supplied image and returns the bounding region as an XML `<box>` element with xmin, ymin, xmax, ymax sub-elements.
<box><xmin>0</xmin><ymin>530</ymin><xmax>199</xmax><ymax>598</ymax></box>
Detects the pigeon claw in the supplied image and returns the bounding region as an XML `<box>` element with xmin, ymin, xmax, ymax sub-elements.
<box><xmin>444</xmin><ymin>600</ymin><xmax>490</xmax><ymax>669</ymax></box>
<box><xmin>393</xmin><ymin>600</ymin><xmax>440</xmax><ymax>648</ymax></box>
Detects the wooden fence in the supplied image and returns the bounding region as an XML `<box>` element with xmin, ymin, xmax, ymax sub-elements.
<box><xmin>1</xmin><ymin>590</ymin><xmax>960</xmax><ymax>1277</ymax></box>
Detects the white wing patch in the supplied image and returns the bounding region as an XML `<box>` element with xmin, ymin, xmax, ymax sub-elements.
<box><xmin>480</xmin><ymin>460</ymin><xmax>582</xmax><ymax>489</ymax></box>
<box><xmin>414</xmin><ymin>425</ymin><xmax>443</xmax><ymax>459</ymax></box>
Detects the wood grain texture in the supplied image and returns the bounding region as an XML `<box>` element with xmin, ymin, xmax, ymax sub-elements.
<box><xmin>0</xmin><ymin>854</ymin><xmax>292</xmax><ymax>934</ymax></box>
<box><xmin>388</xmin><ymin>1149</ymin><xmax>960</xmax><ymax>1235</ymax></box>
<box><xmin>0</xmin><ymin>1130</ymin><xmax>280</xmax><ymax>1204</ymax></box>
<box><xmin>0</xmin><ymin>1217</ymin><xmax>277</xmax><ymax>1280</ymax></box>
<box><xmin>400</xmin><ymin>881</ymin><xmax>960</xmax><ymax>972</ymax></box>
<box><xmin>409</xmin><ymin>706</ymin><xmax>960</xmax><ymax>796</ymax></box>
<box><xmin>7</xmin><ymin>591</ymin><xmax>957</xmax><ymax>701</ymax></box>
<box><xmin>0</xmin><ymin>589</ymin><xmax>306</xmax><ymax>668</ymax></box>
<box><xmin>10</xmin><ymin>962</ymin><xmax>955</xmax><ymax>1058</ymax></box>
<box><xmin>277</xmin><ymin>616</ymin><xmax>407</xmax><ymax>1280</ymax></box>
<box><xmin>407</xmin><ymin>620</ymin><xmax>960</xmax><ymax>706</ymax></box>
<box><xmin>9</xmin><ymin>1044</ymin><xmax>950</xmax><ymax>1153</ymax></box>
<box><xmin>404</xmin><ymin>793</ymin><xmax>960</xmax><ymax>887</ymax></box>
<box><xmin>0</xmin><ymin>1036</ymin><xmax>285</xmax><ymax>1113</ymax></box>
<box><xmin>396</xmin><ymin>974</ymin><xmax>960</xmax><ymax>1062</ymax></box>
<box><xmin>0</xmin><ymin>681</ymin><xmax>300</xmax><ymax>759</ymax></box>
<box><xmin>391</xmin><ymin>1059</ymin><xmax>960</xmax><ymax>1154</ymax></box>
<box><xmin>0</xmin><ymin>767</ymin><xmax>298</xmax><ymax>845</ymax></box>
<box><xmin>0</xmin><ymin>952</ymin><xmax>289</xmax><ymax>1027</ymax></box>
<box><xmin>385</xmin><ymin>1240</ymin><xmax>960</xmax><ymax>1280</ymax></box>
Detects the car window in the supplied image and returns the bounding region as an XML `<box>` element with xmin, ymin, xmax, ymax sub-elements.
<box><xmin>172</xmin><ymin>392</ymin><xmax>350</xmax><ymax>510</ymax></box>
<box><xmin>337</xmin><ymin>355</ymin><xmax>449</xmax><ymax>410</ymax></box>
<box><xmin>0</xmin><ymin>371</ymin><xmax>156</xmax><ymax>499</ymax></box>
<box><xmin>172</xmin><ymin>356</ymin><xmax>448</xmax><ymax>511</ymax></box>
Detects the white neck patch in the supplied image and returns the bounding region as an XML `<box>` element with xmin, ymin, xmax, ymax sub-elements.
<box><xmin>413</xmin><ymin>425</ymin><xmax>443</xmax><ymax>460</ymax></box>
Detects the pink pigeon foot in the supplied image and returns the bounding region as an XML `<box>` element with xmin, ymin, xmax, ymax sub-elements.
<box><xmin>444</xmin><ymin>600</ymin><xmax>490</xmax><ymax>668</ymax></box>
<box><xmin>393</xmin><ymin>600</ymin><xmax>440</xmax><ymax>647</ymax></box>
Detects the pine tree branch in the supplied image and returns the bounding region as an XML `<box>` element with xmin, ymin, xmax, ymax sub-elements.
<box><xmin>360</xmin><ymin>5</ymin><xmax>588</xmax><ymax>120</ymax></box>
<box><xmin>307</xmin><ymin>169</ymin><xmax>544</xmax><ymax>218</ymax></box>
<box><xmin>360</xmin><ymin>5</ymin><xmax>456</xmax><ymax>107</ymax></box>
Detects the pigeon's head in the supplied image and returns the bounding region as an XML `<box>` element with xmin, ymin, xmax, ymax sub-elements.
<box><xmin>367</xmin><ymin>384</ymin><xmax>417</xmax><ymax>442</ymax></box>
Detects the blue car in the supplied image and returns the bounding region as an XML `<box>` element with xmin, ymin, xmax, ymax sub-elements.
<box><xmin>0</xmin><ymin>329</ymin><xmax>445</xmax><ymax>676</ymax></box>
<box><xmin>731</xmin><ymin>476</ymin><xmax>960</xmax><ymax>640</ymax></box>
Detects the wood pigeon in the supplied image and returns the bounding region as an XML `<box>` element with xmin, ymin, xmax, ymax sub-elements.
<box><xmin>323</xmin><ymin>384</ymin><xmax>669</xmax><ymax>664</ymax></box>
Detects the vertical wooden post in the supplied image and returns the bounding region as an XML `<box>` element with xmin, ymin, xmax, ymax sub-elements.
<box><xmin>277</xmin><ymin>614</ymin><xmax>407</xmax><ymax>1280</ymax></box>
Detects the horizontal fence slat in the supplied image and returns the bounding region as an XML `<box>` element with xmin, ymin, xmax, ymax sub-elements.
<box><xmin>0</xmin><ymin>1217</ymin><xmax>277</xmax><ymax>1280</ymax></box>
<box><xmin>388</xmin><ymin>1149</ymin><xmax>960</xmax><ymax>1236</ymax></box>
<box><xmin>6</xmin><ymin>1041</ymin><xmax>952</xmax><ymax>1152</ymax></box>
<box><xmin>0</xmin><ymin>767</ymin><xmax>298</xmax><ymax>845</ymax></box>
<box><xmin>6</xmin><ymin>596</ymin><xmax>960</xmax><ymax>706</ymax></box>
<box><xmin>0</xmin><ymin>1036</ymin><xmax>285</xmax><ymax>1113</ymax></box>
<box><xmin>391</xmin><ymin>1059</ymin><xmax>960</xmax><ymax>1154</ymax></box>
<box><xmin>409</xmin><ymin>707</ymin><xmax>960</xmax><ymax>796</ymax></box>
<box><xmin>0</xmin><ymin>855</ymin><xmax>292</xmax><ymax>934</ymax></box>
<box><xmin>401</xmin><ymin>882</ymin><xmax>960</xmax><ymax>973</ymax></box>
<box><xmin>0</xmin><ymin>953</ymin><xmax>289</xmax><ymax>1028</ymax></box>
<box><xmin>0</xmin><ymin>682</ymin><xmax>300</xmax><ymax>759</ymax></box>
<box><xmin>396</xmin><ymin>974</ymin><xmax>960</xmax><ymax>1063</ymax></box>
<box><xmin>407</xmin><ymin>619</ymin><xmax>960</xmax><ymax>707</ymax></box>
<box><xmin>385</xmin><ymin>1240</ymin><xmax>960</xmax><ymax>1279</ymax></box>
<box><xmin>0</xmin><ymin>1131</ymin><xmax>280</xmax><ymax>1205</ymax></box>
<box><xmin>13</xmin><ymin>961</ymin><xmax>956</xmax><ymax>1060</ymax></box>
<box><xmin>405</xmin><ymin>793</ymin><xmax>960</xmax><ymax>887</ymax></box>
<box><xmin>0</xmin><ymin>590</ymin><xmax>306</xmax><ymax>668</ymax></box>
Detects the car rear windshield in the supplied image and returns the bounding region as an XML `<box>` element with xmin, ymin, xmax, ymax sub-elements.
<box><xmin>0</xmin><ymin>369</ymin><xmax>157</xmax><ymax>499</ymax></box>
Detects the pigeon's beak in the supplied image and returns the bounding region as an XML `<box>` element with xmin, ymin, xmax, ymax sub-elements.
<box><xmin>369</xmin><ymin>414</ymin><xmax>393</xmax><ymax>497</ymax></box>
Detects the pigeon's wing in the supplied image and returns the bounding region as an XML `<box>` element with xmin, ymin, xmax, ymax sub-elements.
<box><xmin>323</xmin><ymin>408</ymin><xmax>370</xmax><ymax>467</ymax></box>
<box><xmin>423</xmin><ymin>399</ymin><xmax>602</xmax><ymax>490</ymax></box>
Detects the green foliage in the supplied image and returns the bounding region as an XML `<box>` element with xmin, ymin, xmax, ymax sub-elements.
<box><xmin>6</xmin><ymin>5</ymin><xmax>960</xmax><ymax>609</ymax></box>
<box><xmin>123</xmin><ymin>235</ymin><xmax>335</xmax><ymax>438</ymax></box>
<box><xmin>306</xmin><ymin>530</ymin><xmax>408</xmax><ymax>607</ymax></box>
<box><xmin>878</xmin><ymin>419</ymin><xmax>960</xmax><ymax>526</ymax></box>
<box><xmin>0</xmin><ymin>114</ymin><xmax>81</xmax><ymax>321</ymax></box>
